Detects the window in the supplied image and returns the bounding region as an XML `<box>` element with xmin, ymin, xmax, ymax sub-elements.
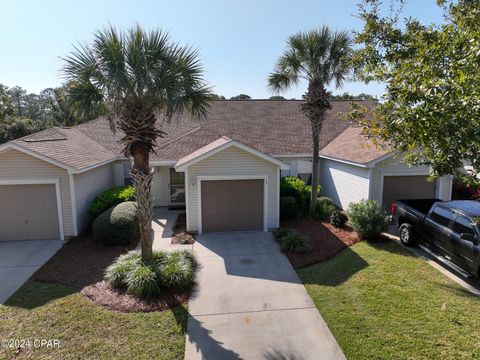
<box><xmin>430</xmin><ymin>206</ymin><xmax>455</xmax><ymax>227</ymax></box>
<box><xmin>453</xmin><ymin>215</ymin><xmax>475</xmax><ymax>236</ymax></box>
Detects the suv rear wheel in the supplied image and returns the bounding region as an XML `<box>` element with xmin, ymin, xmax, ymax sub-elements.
<box><xmin>399</xmin><ymin>223</ymin><xmax>415</xmax><ymax>246</ymax></box>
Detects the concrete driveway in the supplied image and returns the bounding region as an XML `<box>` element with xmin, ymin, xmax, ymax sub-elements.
<box><xmin>0</xmin><ymin>239</ymin><xmax>62</xmax><ymax>304</ymax></box>
<box><xmin>185</xmin><ymin>232</ymin><xmax>345</xmax><ymax>360</ymax></box>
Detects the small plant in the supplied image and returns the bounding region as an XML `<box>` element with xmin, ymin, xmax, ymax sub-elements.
<box><xmin>160</xmin><ymin>250</ymin><xmax>195</xmax><ymax>289</ymax></box>
<box><xmin>89</xmin><ymin>186</ymin><xmax>136</xmax><ymax>220</ymax></box>
<box><xmin>273</xmin><ymin>228</ymin><xmax>310</xmax><ymax>253</ymax></box>
<box><xmin>93</xmin><ymin>201</ymin><xmax>139</xmax><ymax>245</ymax></box>
<box><xmin>126</xmin><ymin>263</ymin><xmax>161</xmax><ymax>298</ymax></box>
<box><xmin>348</xmin><ymin>199</ymin><xmax>389</xmax><ymax>240</ymax></box>
<box><xmin>104</xmin><ymin>249</ymin><xmax>197</xmax><ymax>299</ymax></box>
<box><xmin>317</xmin><ymin>196</ymin><xmax>333</xmax><ymax>205</ymax></box>
<box><xmin>172</xmin><ymin>232</ymin><xmax>195</xmax><ymax>245</ymax></box>
<box><xmin>280</xmin><ymin>196</ymin><xmax>298</xmax><ymax>220</ymax></box>
<box><xmin>330</xmin><ymin>210</ymin><xmax>348</xmax><ymax>228</ymax></box>
<box><xmin>313</xmin><ymin>201</ymin><xmax>335</xmax><ymax>221</ymax></box>
<box><xmin>104</xmin><ymin>251</ymin><xmax>141</xmax><ymax>289</ymax></box>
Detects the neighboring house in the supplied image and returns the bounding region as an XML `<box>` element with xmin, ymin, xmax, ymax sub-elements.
<box><xmin>0</xmin><ymin>100</ymin><xmax>453</xmax><ymax>241</ymax></box>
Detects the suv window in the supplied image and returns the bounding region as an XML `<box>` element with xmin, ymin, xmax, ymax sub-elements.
<box><xmin>430</xmin><ymin>206</ymin><xmax>455</xmax><ymax>227</ymax></box>
<box><xmin>453</xmin><ymin>215</ymin><xmax>475</xmax><ymax>236</ymax></box>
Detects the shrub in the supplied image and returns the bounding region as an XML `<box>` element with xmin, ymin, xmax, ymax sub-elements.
<box><xmin>280</xmin><ymin>176</ymin><xmax>311</xmax><ymax>211</ymax></box>
<box><xmin>280</xmin><ymin>196</ymin><xmax>298</xmax><ymax>220</ymax></box>
<box><xmin>330</xmin><ymin>210</ymin><xmax>348</xmax><ymax>228</ymax></box>
<box><xmin>89</xmin><ymin>186</ymin><xmax>135</xmax><ymax>220</ymax></box>
<box><xmin>126</xmin><ymin>263</ymin><xmax>161</xmax><ymax>298</ymax></box>
<box><xmin>104</xmin><ymin>251</ymin><xmax>141</xmax><ymax>289</ymax></box>
<box><xmin>104</xmin><ymin>249</ymin><xmax>196</xmax><ymax>298</ymax></box>
<box><xmin>172</xmin><ymin>232</ymin><xmax>195</xmax><ymax>245</ymax></box>
<box><xmin>452</xmin><ymin>175</ymin><xmax>480</xmax><ymax>200</ymax></box>
<box><xmin>159</xmin><ymin>250</ymin><xmax>195</xmax><ymax>289</ymax></box>
<box><xmin>317</xmin><ymin>196</ymin><xmax>333</xmax><ymax>205</ymax></box>
<box><xmin>348</xmin><ymin>199</ymin><xmax>389</xmax><ymax>240</ymax></box>
<box><xmin>93</xmin><ymin>201</ymin><xmax>139</xmax><ymax>245</ymax></box>
<box><xmin>313</xmin><ymin>201</ymin><xmax>335</xmax><ymax>221</ymax></box>
<box><xmin>273</xmin><ymin>228</ymin><xmax>310</xmax><ymax>253</ymax></box>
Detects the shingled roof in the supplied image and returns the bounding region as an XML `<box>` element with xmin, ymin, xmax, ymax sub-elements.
<box><xmin>4</xmin><ymin>99</ymin><xmax>388</xmax><ymax>171</ymax></box>
<box><xmin>320</xmin><ymin>125</ymin><xmax>390</xmax><ymax>164</ymax></box>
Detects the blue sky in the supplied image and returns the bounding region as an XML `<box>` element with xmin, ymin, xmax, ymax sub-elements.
<box><xmin>0</xmin><ymin>0</ymin><xmax>444</xmax><ymax>98</ymax></box>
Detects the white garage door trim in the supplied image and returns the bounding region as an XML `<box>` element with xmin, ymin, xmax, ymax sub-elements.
<box><xmin>0</xmin><ymin>178</ymin><xmax>65</xmax><ymax>241</ymax></box>
<box><xmin>196</xmin><ymin>175</ymin><xmax>268</xmax><ymax>235</ymax></box>
<box><xmin>379</xmin><ymin>171</ymin><xmax>439</xmax><ymax>204</ymax></box>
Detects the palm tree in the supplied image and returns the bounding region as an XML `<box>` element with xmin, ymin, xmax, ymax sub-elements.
<box><xmin>268</xmin><ymin>26</ymin><xmax>352</xmax><ymax>212</ymax></box>
<box><xmin>62</xmin><ymin>26</ymin><xmax>210</xmax><ymax>262</ymax></box>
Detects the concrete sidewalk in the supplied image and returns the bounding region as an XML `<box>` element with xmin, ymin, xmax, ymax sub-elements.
<box><xmin>185</xmin><ymin>232</ymin><xmax>345</xmax><ymax>360</ymax></box>
<box><xmin>0</xmin><ymin>239</ymin><xmax>62</xmax><ymax>304</ymax></box>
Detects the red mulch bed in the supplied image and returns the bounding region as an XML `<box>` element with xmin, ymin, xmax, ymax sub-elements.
<box><xmin>32</xmin><ymin>235</ymin><xmax>136</xmax><ymax>290</ymax></box>
<box><xmin>82</xmin><ymin>281</ymin><xmax>190</xmax><ymax>312</ymax></box>
<box><xmin>281</xmin><ymin>218</ymin><xmax>361</xmax><ymax>269</ymax></box>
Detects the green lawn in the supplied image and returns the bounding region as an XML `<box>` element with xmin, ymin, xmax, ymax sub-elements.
<box><xmin>0</xmin><ymin>281</ymin><xmax>187</xmax><ymax>359</ymax></box>
<box><xmin>298</xmin><ymin>240</ymin><xmax>480</xmax><ymax>360</ymax></box>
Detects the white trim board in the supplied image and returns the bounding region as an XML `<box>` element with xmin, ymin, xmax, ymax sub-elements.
<box><xmin>196</xmin><ymin>175</ymin><xmax>269</xmax><ymax>235</ymax></box>
<box><xmin>0</xmin><ymin>178</ymin><xmax>65</xmax><ymax>241</ymax></box>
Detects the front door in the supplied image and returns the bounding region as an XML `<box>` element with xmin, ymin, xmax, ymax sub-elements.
<box><xmin>169</xmin><ymin>168</ymin><xmax>185</xmax><ymax>205</ymax></box>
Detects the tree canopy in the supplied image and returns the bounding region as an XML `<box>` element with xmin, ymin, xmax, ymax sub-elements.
<box><xmin>230</xmin><ymin>94</ymin><xmax>251</xmax><ymax>100</ymax></box>
<box><xmin>0</xmin><ymin>83</ymin><xmax>92</xmax><ymax>144</ymax></box>
<box><xmin>351</xmin><ymin>0</ymin><xmax>480</xmax><ymax>177</ymax></box>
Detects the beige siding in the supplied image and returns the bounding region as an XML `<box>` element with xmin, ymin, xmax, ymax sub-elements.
<box><xmin>113</xmin><ymin>161</ymin><xmax>126</xmax><ymax>187</ymax></box>
<box><xmin>74</xmin><ymin>162</ymin><xmax>114</xmax><ymax>231</ymax></box>
<box><xmin>370</xmin><ymin>155</ymin><xmax>452</xmax><ymax>204</ymax></box>
<box><xmin>0</xmin><ymin>148</ymin><xmax>74</xmax><ymax>236</ymax></box>
<box><xmin>320</xmin><ymin>158</ymin><xmax>370</xmax><ymax>210</ymax></box>
<box><xmin>277</xmin><ymin>156</ymin><xmax>312</xmax><ymax>177</ymax></box>
<box><xmin>186</xmin><ymin>146</ymin><xmax>279</xmax><ymax>232</ymax></box>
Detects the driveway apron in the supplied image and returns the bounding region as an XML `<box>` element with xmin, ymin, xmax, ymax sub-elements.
<box><xmin>185</xmin><ymin>232</ymin><xmax>345</xmax><ymax>360</ymax></box>
<box><xmin>0</xmin><ymin>239</ymin><xmax>62</xmax><ymax>304</ymax></box>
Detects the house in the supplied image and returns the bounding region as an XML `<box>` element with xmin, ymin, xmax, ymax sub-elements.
<box><xmin>0</xmin><ymin>100</ymin><xmax>453</xmax><ymax>241</ymax></box>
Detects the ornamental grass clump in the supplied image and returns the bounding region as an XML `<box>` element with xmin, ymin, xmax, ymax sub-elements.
<box><xmin>104</xmin><ymin>249</ymin><xmax>197</xmax><ymax>299</ymax></box>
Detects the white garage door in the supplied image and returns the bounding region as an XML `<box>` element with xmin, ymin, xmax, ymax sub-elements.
<box><xmin>382</xmin><ymin>175</ymin><xmax>436</xmax><ymax>212</ymax></box>
<box><xmin>0</xmin><ymin>184</ymin><xmax>60</xmax><ymax>241</ymax></box>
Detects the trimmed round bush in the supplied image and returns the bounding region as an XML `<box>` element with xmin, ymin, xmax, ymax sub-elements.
<box><xmin>317</xmin><ymin>196</ymin><xmax>334</xmax><ymax>205</ymax></box>
<box><xmin>330</xmin><ymin>210</ymin><xmax>348</xmax><ymax>228</ymax></box>
<box><xmin>280</xmin><ymin>196</ymin><xmax>298</xmax><ymax>220</ymax></box>
<box><xmin>104</xmin><ymin>249</ymin><xmax>197</xmax><ymax>299</ymax></box>
<box><xmin>313</xmin><ymin>201</ymin><xmax>335</xmax><ymax>221</ymax></box>
<box><xmin>348</xmin><ymin>199</ymin><xmax>389</xmax><ymax>240</ymax></box>
<box><xmin>93</xmin><ymin>201</ymin><xmax>139</xmax><ymax>245</ymax></box>
<box><xmin>273</xmin><ymin>228</ymin><xmax>310</xmax><ymax>253</ymax></box>
<box><xmin>89</xmin><ymin>186</ymin><xmax>135</xmax><ymax>220</ymax></box>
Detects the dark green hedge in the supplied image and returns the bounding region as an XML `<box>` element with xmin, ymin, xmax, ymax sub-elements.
<box><xmin>93</xmin><ymin>201</ymin><xmax>139</xmax><ymax>245</ymax></box>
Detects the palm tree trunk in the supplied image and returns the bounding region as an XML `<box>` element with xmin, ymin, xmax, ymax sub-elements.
<box><xmin>311</xmin><ymin>122</ymin><xmax>320</xmax><ymax>212</ymax></box>
<box><xmin>300</xmin><ymin>80</ymin><xmax>332</xmax><ymax>213</ymax></box>
<box><xmin>130</xmin><ymin>142</ymin><xmax>154</xmax><ymax>263</ymax></box>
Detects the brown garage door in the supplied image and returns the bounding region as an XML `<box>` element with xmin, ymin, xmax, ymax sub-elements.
<box><xmin>201</xmin><ymin>179</ymin><xmax>264</xmax><ymax>232</ymax></box>
<box><xmin>382</xmin><ymin>175</ymin><xmax>436</xmax><ymax>213</ymax></box>
<box><xmin>0</xmin><ymin>184</ymin><xmax>60</xmax><ymax>241</ymax></box>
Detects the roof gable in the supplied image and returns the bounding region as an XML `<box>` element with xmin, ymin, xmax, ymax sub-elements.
<box><xmin>175</xmin><ymin>137</ymin><xmax>290</xmax><ymax>171</ymax></box>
